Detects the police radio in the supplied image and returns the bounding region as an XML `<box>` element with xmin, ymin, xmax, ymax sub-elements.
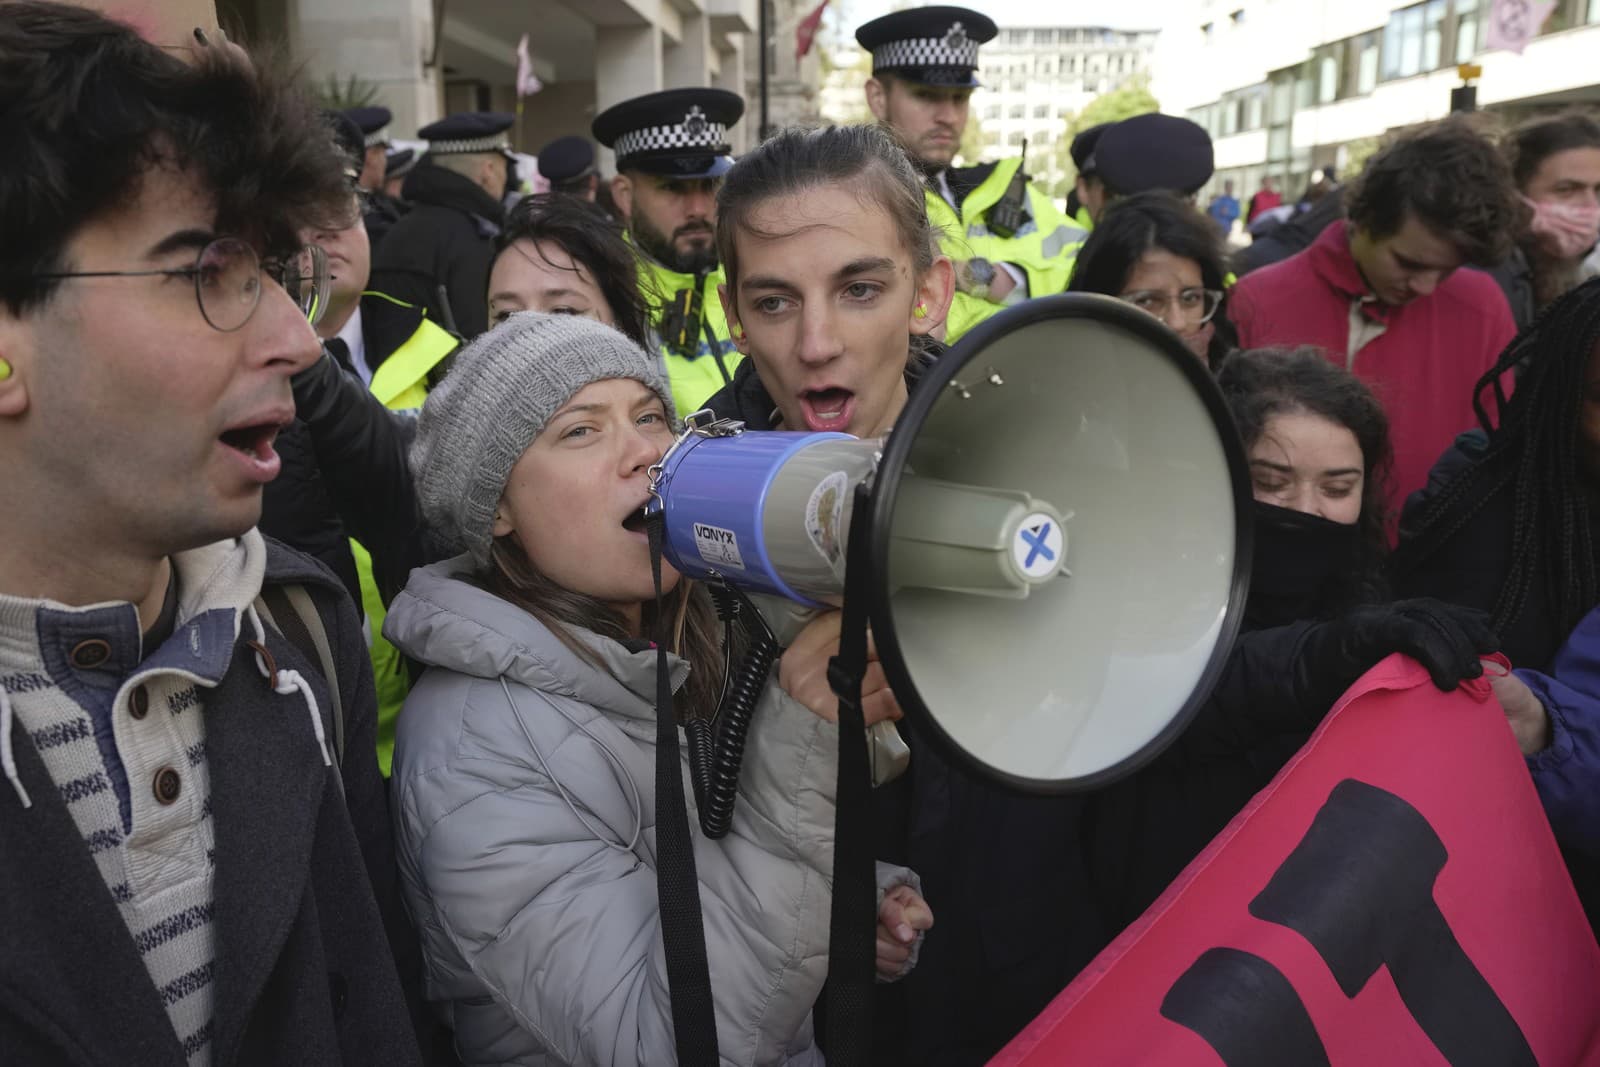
<box><xmin>987</xmin><ymin>137</ymin><xmax>1033</xmax><ymax>239</ymax></box>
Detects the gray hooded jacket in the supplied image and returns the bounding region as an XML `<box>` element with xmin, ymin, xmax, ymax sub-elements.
<box><xmin>387</xmin><ymin>557</ymin><xmax>888</xmax><ymax>1065</ymax></box>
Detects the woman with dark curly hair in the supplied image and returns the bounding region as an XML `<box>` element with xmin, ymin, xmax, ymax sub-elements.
<box><xmin>1067</xmin><ymin>190</ymin><xmax>1237</xmax><ymax>367</ymax></box>
<box><xmin>1221</xmin><ymin>346</ymin><xmax>1393</xmax><ymax>625</ymax></box>
<box><xmin>488</xmin><ymin>192</ymin><xmax>652</xmax><ymax>347</ymax></box>
<box><xmin>1090</xmin><ymin>347</ymin><xmax>1496</xmax><ymax>929</ymax></box>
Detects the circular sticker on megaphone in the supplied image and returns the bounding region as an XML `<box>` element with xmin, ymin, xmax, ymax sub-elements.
<box><xmin>1011</xmin><ymin>511</ymin><xmax>1066</xmax><ymax>582</ymax></box>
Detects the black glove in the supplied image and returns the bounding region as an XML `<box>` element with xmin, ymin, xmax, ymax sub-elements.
<box><xmin>1294</xmin><ymin>598</ymin><xmax>1501</xmax><ymax>711</ymax></box>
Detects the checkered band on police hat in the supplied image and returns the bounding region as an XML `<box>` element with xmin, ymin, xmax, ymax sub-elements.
<box><xmin>364</xmin><ymin>127</ymin><xmax>390</xmax><ymax>148</ymax></box>
<box><xmin>871</xmin><ymin>21</ymin><xmax>980</xmax><ymax>72</ymax></box>
<box><xmin>612</xmin><ymin>106</ymin><xmax>728</xmax><ymax>163</ymax></box>
<box><xmin>428</xmin><ymin>133</ymin><xmax>513</xmax><ymax>155</ymax></box>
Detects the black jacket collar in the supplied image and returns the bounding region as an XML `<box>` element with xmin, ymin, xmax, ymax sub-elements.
<box><xmin>399</xmin><ymin>162</ymin><xmax>506</xmax><ymax>227</ymax></box>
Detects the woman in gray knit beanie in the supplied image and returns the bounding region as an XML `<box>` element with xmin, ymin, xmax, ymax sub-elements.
<box><xmin>383</xmin><ymin>310</ymin><xmax>925</xmax><ymax>1065</ymax></box>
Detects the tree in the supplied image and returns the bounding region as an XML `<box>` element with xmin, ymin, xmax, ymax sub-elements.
<box><xmin>1063</xmin><ymin>74</ymin><xmax>1160</xmax><ymax>141</ymax></box>
<box><xmin>1046</xmin><ymin>74</ymin><xmax>1162</xmax><ymax>199</ymax></box>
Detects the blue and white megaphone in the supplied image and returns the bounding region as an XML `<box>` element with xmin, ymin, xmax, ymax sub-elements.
<box><xmin>644</xmin><ymin>294</ymin><xmax>1253</xmax><ymax>800</ymax></box>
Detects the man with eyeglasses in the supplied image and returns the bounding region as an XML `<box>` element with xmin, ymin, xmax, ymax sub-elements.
<box><xmin>0</xmin><ymin>5</ymin><xmax>425</xmax><ymax>1062</ymax></box>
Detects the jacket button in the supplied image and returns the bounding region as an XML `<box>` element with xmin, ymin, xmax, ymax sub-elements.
<box><xmin>153</xmin><ymin>767</ymin><xmax>181</xmax><ymax>804</ymax></box>
<box><xmin>328</xmin><ymin>971</ymin><xmax>349</xmax><ymax>1019</ymax></box>
<box><xmin>130</xmin><ymin>686</ymin><xmax>150</xmax><ymax>720</ymax></box>
<box><xmin>70</xmin><ymin>639</ymin><xmax>111</xmax><ymax>669</ymax></box>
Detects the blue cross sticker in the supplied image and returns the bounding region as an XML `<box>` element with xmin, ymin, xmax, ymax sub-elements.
<box><xmin>1021</xmin><ymin>522</ymin><xmax>1056</xmax><ymax>569</ymax></box>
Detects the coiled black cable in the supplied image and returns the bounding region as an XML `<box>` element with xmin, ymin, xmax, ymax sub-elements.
<box><xmin>688</xmin><ymin>580</ymin><xmax>781</xmax><ymax>839</ymax></box>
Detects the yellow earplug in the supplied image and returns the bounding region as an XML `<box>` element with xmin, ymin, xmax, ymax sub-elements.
<box><xmin>913</xmin><ymin>303</ymin><xmax>928</xmax><ymax>320</ymax></box>
<box><xmin>0</xmin><ymin>359</ymin><xmax>12</xmax><ymax>381</ymax></box>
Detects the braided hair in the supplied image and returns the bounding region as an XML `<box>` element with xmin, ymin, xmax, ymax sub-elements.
<box><xmin>1395</xmin><ymin>278</ymin><xmax>1600</xmax><ymax>639</ymax></box>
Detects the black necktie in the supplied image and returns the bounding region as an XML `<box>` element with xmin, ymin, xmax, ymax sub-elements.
<box><xmin>324</xmin><ymin>337</ymin><xmax>355</xmax><ymax>375</ymax></box>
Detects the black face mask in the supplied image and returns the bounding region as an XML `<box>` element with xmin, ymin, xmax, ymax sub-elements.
<box><xmin>1246</xmin><ymin>500</ymin><xmax>1361</xmax><ymax>629</ymax></box>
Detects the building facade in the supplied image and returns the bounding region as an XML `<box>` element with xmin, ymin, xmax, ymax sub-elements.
<box><xmin>221</xmin><ymin>0</ymin><xmax>757</xmax><ymax>168</ymax></box>
<box><xmin>1154</xmin><ymin>0</ymin><xmax>1600</xmax><ymax>204</ymax></box>
<box><xmin>974</xmin><ymin>25</ymin><xmax>1158</xmax><ymax>193</ymax></box>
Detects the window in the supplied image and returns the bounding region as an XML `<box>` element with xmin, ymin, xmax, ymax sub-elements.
<box><xmin>1037</xmin><ymin>29</ymin><xmax>1057</xmax><ymax>45</ymax></box>
<box><xmin>1456</xmin><ymin>0</ymin><xmax>1483</xmax><ymax>58</ymax></box>
<box><xmin>985</xmin><ymin>105</ymin><xmax>1001</xmax><ymax>120</ymax></box>
<box><xmin>1382</xmin><ymin>2</ymin><xmax>1432</xmax><ymax>80</ymax></box>
<box><xmin>1009</xmin><ymin>104</ymin><xmax>1025</xmax><ymax>119</ymax></box>
<box><xmin>1202</xmin><ymin>21</ymin><xmax>1215</xmax><ymax>40</ymax></box>
<box><xmin>1033</xmin><ymin>103</ymin><xmax>1051</xmax><ymax>118</ymax></box>
<box><xmin>1356</xmin><ymin>32</ymin><xmax>1380</xmax><ymax>94</ymax></box>
<box><xmin>1220</xmin><ymin>98</ymin><xmax>1238</xmax><ymax>136</ymax></box>
<box><xmin>1312</xmin><ymin>53</ymin><xmax>1337</xmax><ymax>103</ymax></box>
<box><xmin>1423</xmin><ymin>0</ymin><xmax>1447</xmax><ymax>70</ymax></box>
<box><xmin>1245</xmin><ymin>88</ymin><xmax>1265</xmax><ymax>129</ymax></box>
<box><xmin>1007</xmin><ymin>131</ymin><xmax>1024</xmax><ymax>146</ymax></box>
<box><xmin>1230</xmin><ymin>8</ymin><xmax>1245</xmax><ymax>24</ymax></box>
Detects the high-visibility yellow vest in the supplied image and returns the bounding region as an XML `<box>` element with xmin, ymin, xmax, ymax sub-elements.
<box><xmin>926</xmin><ymin>158</ymin><xmax>1087</xmax><ymax>341</ymax></box>
<box><xmin>347</xmin><ymin>304</ymin><xmax>457</xmax><ymax>776</ymax></box>
<box><xmin>635</xmin><ymin>250</ymin><xmax>743</xmax><ymax>417</ymax></box>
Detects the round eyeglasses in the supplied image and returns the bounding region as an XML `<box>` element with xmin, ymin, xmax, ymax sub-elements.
<box><xmin>1118</xmin><ymin>287</ymin><xmax>1225</xmax><ymax>327</ymax></box>
<box><xmin>36</xmin><ymin>237</ymin><xmax>331</xmax><ymax>333</ymax></box>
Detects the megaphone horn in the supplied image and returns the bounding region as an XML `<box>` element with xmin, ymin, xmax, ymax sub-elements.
<box><xmin>646</xmin><ymin>293</ymin><xmax>1253</xmax><ymax>805</ymax></box>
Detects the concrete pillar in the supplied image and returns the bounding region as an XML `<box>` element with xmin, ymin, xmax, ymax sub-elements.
<box><xmin>665</xmin><ymin>12</ymin><xmax>712</xmax><ymax>87</ymax></box>
<box><xmin>289</xmin><ymin>0</ymin><xmax>440</xmax><ymax>138</ymax></box>
<box><xmin>595</xmin><ymin>24</ymin><xmax>664</xmax><ymax>173</ymax></box>
<box><xmin>595</xmin><ymin>24</ymin><xmax>664</xmax><ymax>112</ymax></box>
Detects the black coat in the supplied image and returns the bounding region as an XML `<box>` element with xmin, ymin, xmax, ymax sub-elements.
<box><xmin>288</xmin><ymin>349</ymin><xmax>429</xmax><ymax>606</ymax></box>
<box><xmin>0</xmin><ymin>540</ymin><xmax>426</xmax><ymax>1065</ymax></box>
<box><xmin>363</xmin><ymin>191</ymin><xmax>408</xmax><ymax>258</ymax></box>
<box><xmin>1393</xmin><ymin>430</ymin><xmax>1567</xmax><ymax>671</ymax></box>
<box><xmin>260</xmin><ymin>329</ymin><xmax>419</xmax><ymax>610</ymax></box>
<box><xmin>367</xmin><ymin>163</ymin><xmax>503</xmax><ymax>350</ymax></box>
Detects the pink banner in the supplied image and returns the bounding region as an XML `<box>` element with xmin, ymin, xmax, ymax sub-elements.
<box><xmin>1486</xmin><ymin>0</ymin><xmax>1557</xmax><ymax>54</ymax></box>
<box><xmin>993</xmin><ymin>654</ymin><xmax>1600</xmax><ymax>1066</ymax></box>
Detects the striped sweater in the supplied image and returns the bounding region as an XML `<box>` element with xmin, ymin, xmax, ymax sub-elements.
<box><xmin>0</xmin><ymin>532</ymin><xmax>269</xmax><ymax>1065</ymax></box>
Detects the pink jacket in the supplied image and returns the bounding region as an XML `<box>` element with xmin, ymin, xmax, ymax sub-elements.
<box><xmin>1228</xmin><ymin>221</ymin><xmax>1517</xmax><ymax>529</ymax></box>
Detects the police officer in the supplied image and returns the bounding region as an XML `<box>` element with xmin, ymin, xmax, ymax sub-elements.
<box><xmin>343</xmin><ymin>106</ymin><xmax>407</xmax><ymax>252</ymax></box>
<box><xmin>383</xmin><ymin>147</ymin><xmax>418</xmax><ymax>201</ymax></box>
<box><xmin>856</xmin><ymin>5</ymin><xmax>1083</xmax><ymax>340</ymax></box>
<box><xmin>367</xmin><ymin>111</ymin><xmax>516</xmax><ymax>350</ymax></box>
<box><xmin>1067</xmin><ymin>122</ymin><xmax>1110</xmax><ymax>231</ymax></box>
<box><xmin>592</xmin><ymin>87</ymin><xmax>745</xmax><ymax>415</ymax></box>
<box><xmin>1076</xmin><ymin>113</ymin><xmax>1215</xmax><ymax>223</ymax></box>
<box><xmin>538</xmin><ymin>134</ymin><xmax>601</xmax><ymax>203</ymax></box>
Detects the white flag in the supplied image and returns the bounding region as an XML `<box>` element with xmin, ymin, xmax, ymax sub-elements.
<box><xmin>515</xmin><ymin>34</ymin><xmax>543</xmax><ymax>97</ymax></box>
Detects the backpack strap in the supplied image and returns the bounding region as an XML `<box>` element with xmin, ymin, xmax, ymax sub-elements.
<box><xmin>254</xmin><ymin>583</ymin><xmax>346</xmax><ymax>765</ymax></box>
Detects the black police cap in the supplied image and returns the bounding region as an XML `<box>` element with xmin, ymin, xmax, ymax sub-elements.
<box><xmin>537</xmin><ymin>136</ymin><xmax>598</xmax><ymax>184</ymax></box>
<box><xmin>1092</xmin><ymin>114</ymin><xmax>1215</xmax><ymax>197</ymax></box>
<box><xmin>855</xmin><ymin>6</ymin><xmax>997</xmax><ymax>89</ymax></box>
<box><xmin>592</xmin><ymin>88</ymin><xmax>744</xmax><ymax>179</ymax></box>
<box><xmin>420</xmin><ymin>112</ymin><xmax>516</xmax><ymax>156</ymax></box>
<box><xmin>322</xmin><ymin>110</ymin><xmax>365</xmax><ymax>179</ymax></box>
<box><xmin>385</xmin><ymin>148</ymin><xmax>418</xmax><ymax>182</ymax></box>
<box><xmin>342</xmin><ymin>106</ymin><xmax>392</xmax><ymax>147</ymax></box>
<box><xmin>1071</xmin><ymin>123</ymin><xmax>1112</xmax><ymax>172</ymax></box>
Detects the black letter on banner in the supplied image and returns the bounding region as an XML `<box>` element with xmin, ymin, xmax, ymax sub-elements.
<box><xmin>1248</xmin><ymin>778</ymin><xmax>1535</xmax><ymax>1067</ymax></box>
<box><xmin>1160</xmin><ymin>947</ymin><xmax>1331</xmax><ymax>1066</ymax></box>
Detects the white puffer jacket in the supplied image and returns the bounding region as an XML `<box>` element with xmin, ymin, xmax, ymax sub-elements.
<box><xmin>387</xmin><ymin>557</ymin><xmax>907</xmax><ymax>1066</ymax></box>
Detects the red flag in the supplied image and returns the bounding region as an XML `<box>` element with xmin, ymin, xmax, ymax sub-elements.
<box><xmin>796</xmin><ymin>0</ymin><xmax>830</xmax><ymax>61</ymax></box>
<box><xmin>993</xmin><ymin>654</ymin><xmax>1600</xmax><ymax>1066</ymax></box>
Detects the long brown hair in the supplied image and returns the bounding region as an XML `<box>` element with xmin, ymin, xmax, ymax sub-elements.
<box><xmin>485</xmin><ymin>535</ymin><xmax>728</xmax><ymax>721</ymax></box>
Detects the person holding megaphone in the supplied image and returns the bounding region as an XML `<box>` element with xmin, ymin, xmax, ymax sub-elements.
<box><xmin>383</xmin><ymin>311</ymin><xmax>931</xmax><ymax>1066</ymax></box>
<box><xmin>696</xmin><ymin>125</ymin><xmax>1501</xmax><ymax>1062</ymax></box>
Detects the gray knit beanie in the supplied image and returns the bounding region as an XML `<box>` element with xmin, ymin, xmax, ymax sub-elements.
<box><xmin>411</xmin><ymin>311</ymin><xmax>676</xmax><ymax>565</ymax></box>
